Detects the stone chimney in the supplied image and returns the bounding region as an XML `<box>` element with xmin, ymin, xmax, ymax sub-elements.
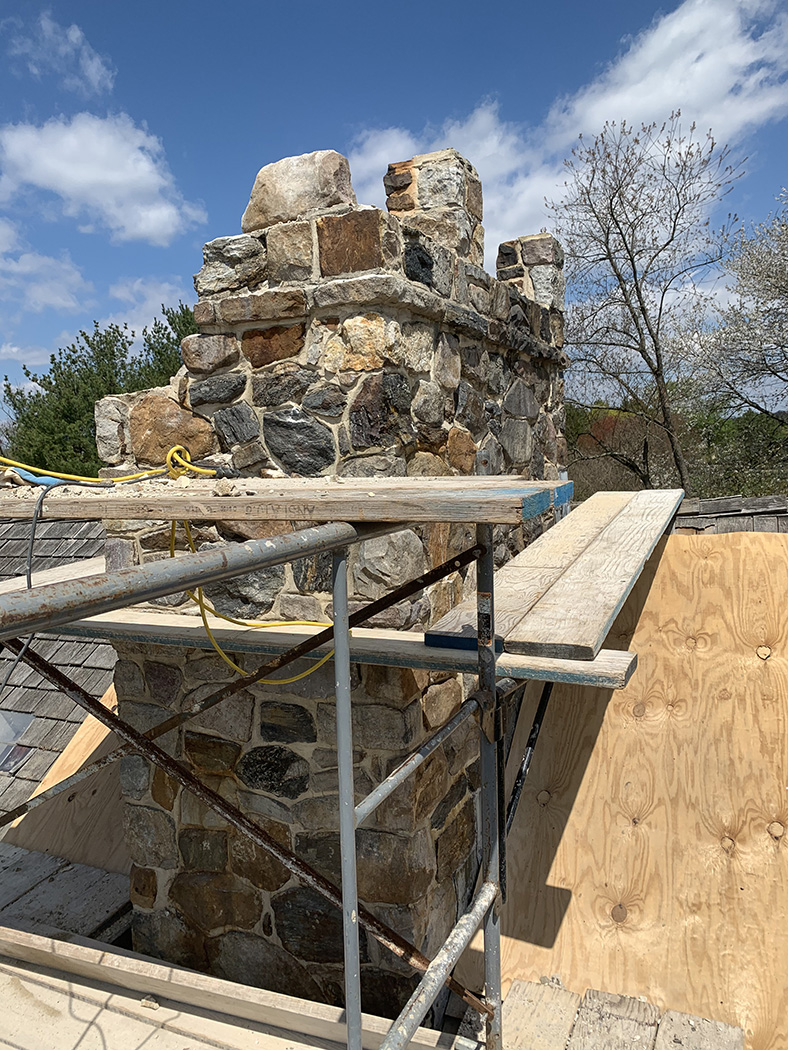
<box><xmin>96</xmin><ymin>147</ymin><xmax>567</xmax><ymax>1020</ymax></box>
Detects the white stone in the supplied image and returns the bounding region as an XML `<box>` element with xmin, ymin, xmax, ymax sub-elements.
<box><xmin>241</xmin><ymin>150</ymin><xmax>356</xmax><ymax>232</ymax></box>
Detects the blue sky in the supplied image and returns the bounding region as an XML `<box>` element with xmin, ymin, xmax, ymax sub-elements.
<box><xmin>0</xmin><ymin>0</ymin><xmax>786</xmax><ymax>396</ymax></box>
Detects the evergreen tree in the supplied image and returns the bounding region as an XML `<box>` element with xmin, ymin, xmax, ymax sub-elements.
<box><xmin>2</xmin><ymin>302</ymin><xmax>196</xmax><ymax>476</ymax></box>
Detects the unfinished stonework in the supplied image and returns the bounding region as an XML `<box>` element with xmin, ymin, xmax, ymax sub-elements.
<box><xmin>98</xmin><ymin>147</ymin><xmax>567</xmax><ymax>1020</ymax></box>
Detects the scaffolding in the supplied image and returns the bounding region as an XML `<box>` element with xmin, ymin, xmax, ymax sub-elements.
<box><xmin>0</xmin><ymin>467</ymin><xmax>588</xmax><ymax>1050</ymax></box>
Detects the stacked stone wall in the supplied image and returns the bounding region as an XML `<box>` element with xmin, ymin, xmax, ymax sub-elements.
<box><xmin>97</xmin><ymin>147</ymin><xmax>568</xmax><ymax>1019</ymax></box>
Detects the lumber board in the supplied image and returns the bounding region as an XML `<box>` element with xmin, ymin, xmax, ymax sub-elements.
<box><xmin>5</xmin><ymin>685</ymin><xmax>131</xmax><ymax>875</ymax></box>
<box><xmin>0</xmin><ymin>843</ymin><xmax>66</xmax><ymax>909</ymax></box>
<box><xmin>426</xmin><ymin>491</ymin><xmax>636</xmax><ymax>650</ymax></box>
<box><xmin>0</xmin><ymin>859</ymin><xmax>128</xmax><ymax>936</ymax></box>
<box><xmin>653</xmin><ymin>1011</ymin><xmax>744</xmax><ymax>1050</ymax></box>
<box><xmin>0</xmin><ymin>477</ymin><xmax>573</xmax><ymax>524</ymax></box>
<box><xmin>0</xmin><ymin>920</ymin><xmax>473</xmax><ymax>1050</ymax></box>
<box><xmin>502</xmin><ymin>979</ymin><xmax>581</xmax><ymax>1049</ymax></box>
<box><xmin>566</xmin><ymin>989</ymin><xmax>659</xmax><ymax>1049</ymax></box>
<box><xmin>0</xmin><ymin>554</ymin><xmax>105</xmax><ymax>594</ymax></box>
<box><xmin>456</xmin><ymin>532</ymin><xmax>788</xmax><ymax>1049</ymax></box>
<box><xmin>53</xmin><ymin>611</ymin><xmax>638</xmax><ymax>689</ymax></box>
<box><xmin>505</xmin><ymin>489</ymin><xmax>683</xmax><ymax>658</ymax></box>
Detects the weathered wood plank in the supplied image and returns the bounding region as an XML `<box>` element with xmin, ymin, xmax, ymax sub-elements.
<box><xmin>653</xmin><ymin>1011</ymin><xmax>744</xmax><ymax>1050</ymax></box>
<box><xmin>54</xmin><ymin>611</ymin><xmax>638</xmax><ymax>689</ymax></box>
<box><xmin>426</xmin><ymin>491</ymin><xmax>636</xmax><ymax>651</ymax></box>
<box><xmin>0</xmin><ymin>921</ymin><xmax>474</xmax><ymax>1050</ymax></box>
<box><xmin>506</xmin><ymin>489</ymin><xmax>683</xmax><ymax>659</ymax></box>
<box><xmin>0</xmin><ymin>842</ymin><xmax>68</xmax><ymax>910</ymax></box>
<box><xmin>0</xmin><ymin>478</ymin><xmax>573</xmax><ymax>525</ymax></box>
<box><xmin>0</xmin><ymin>855</ymin><xmax>129</xmax><ymax>937</ymax></box>
<box><xmin>502</xmin><ymin>979</ymin><xmax>581</xmax><ymax>1049</ymax></box>
<box><xmin>566</xmin><ymin>988</ymin><xmax>659</xmax><ymax>1049</ymax></box>
<box><xmin>5</xmin><ymin>686</ymin><xmax>131</xmax><ymax>876</ymax></box>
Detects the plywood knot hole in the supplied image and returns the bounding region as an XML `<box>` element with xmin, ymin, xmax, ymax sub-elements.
<box><xmin>768</xmin><ymin>821</ymin><xmax>785</xmax><ymax>840</ymax></box>
<box><xmin>536</xmin><ymin>790</ymin><xmax>552</xmax><ymax>807</ymax></box>
<box><xmin>632</xmin><ymin>702</ymin><xmax>646</xmax><ymax>719</ymax></box>
<box><xmin>685</xmin><ymin>636</ymin><xmax>697</xmax><ymax>651</ymax></box>
<box><xmin>721</xmin><ymin>836</ymin><xmax>735</xmax><ymax>854</ymax></box>
<box><xmin>666</xmin><ymin>703</ymin><xmax>675</xmax><ymax>713</ymax></box>
<box><xmin>611</xmin><ymin>903</ymin><xmax>628</xmax><ymax>923</ymax></box>
<box><xmin>757</xmin><ymin>645</ymin><xmax>772</xmax><ymax>661</ymax></box>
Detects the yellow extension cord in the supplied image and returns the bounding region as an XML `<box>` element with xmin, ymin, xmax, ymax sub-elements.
<box><xmin>1</xmin><ymin>446</ymin><xmax>335</xmax><ymax>686</ymax></box>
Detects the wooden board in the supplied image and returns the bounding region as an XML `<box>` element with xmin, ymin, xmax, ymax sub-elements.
<box><xmin>426</xmin><ymin>491</ymin><xmax>637</xmax><ymax>650</ymax></box>
<box><xmin>654</xmin><ymin>1012</ymin><xmax>744</xmax><ymax>1050</ymax></box>
<box><xmin>53</xmin><ymin>611</ymin><xmax>638</xmax><ymax>690</ymax></box>
<box><xmin>0</xmin><ymin>843</ymin><xmax>128</xmax><ymax>937</ymax></box>
<box><xmin>5</xmin><ymin>685</ymin><xmax>131</xmax><ymax>875</ymax></box>
<box><xmin>457</xmin><ymin>532</ymin><xmax>788</xmax><ymax>1050</ymax></box>
<box><xmin>0</xmin><ymin>476</ymin><xmax>573</xmax><ymax>525</ymax></box>
<box><xmin>567</xmin><ymin>989</ymin><xmax>659</xmax><ymax>1049</ymax></box>
<box><xmin>502</xmin><ymin>979</ymin><xmax>581</xmax><ymax>1049</ymax></box>
<box><xmin>0</xmin><ymin>920</ymin><xmax>477</xmax><ymax>1050</ymax></box>
<box><xmin>506</xmin><ymin>489</ymin><xmax>683</xmax><ymax>658</ymax></box>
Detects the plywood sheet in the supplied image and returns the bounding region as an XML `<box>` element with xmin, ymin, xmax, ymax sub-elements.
<box><xmin>459</xmin><ymin>533</ymin><xmax>788</xmax><ymax>1050</ymax></box>
<box><xmin>5</xmin><ymin>686</ymin><xmax>131</xmax><ymax>874</ymax></box>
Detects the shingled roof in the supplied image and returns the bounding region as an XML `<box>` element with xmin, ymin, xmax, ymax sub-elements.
<box><xmin>0</xmin><ymin>519</ymin><xmax>115</xmax><ymax>817</ymax></box>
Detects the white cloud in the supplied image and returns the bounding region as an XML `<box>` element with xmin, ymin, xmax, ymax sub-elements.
<box><xmin>348</xmin><ymin>0</ymin><xmax>788</xmax><ymax>268</ymax></box>
<box><xmin>0</xmin><ymin>342</ymin><xmax>51</xmax><ymax>368</ymax></box>
<box><xmin>8</xmin><ymin>11</ymin><xmax>115</xmax><ymax>97</ymax></box>
<box><xmin>0</xmin><ymin>113</ymin><xmax>207</xmax><ymax>246</ymax></box>
<box><xmin>101</xmin><ymin>276</ymin><xmax>193</xmax><ymax>347</ymax></box>
<box><xmin>0</xmin><ymin>246</ymin><xmax>91</xmax><ymax>314</ymax></box>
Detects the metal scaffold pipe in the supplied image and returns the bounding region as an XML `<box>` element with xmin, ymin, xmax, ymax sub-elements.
<box><xmin>0</xmin><ymin>520</ymin><xmax>400</xmax><ymax>640</ymax></box>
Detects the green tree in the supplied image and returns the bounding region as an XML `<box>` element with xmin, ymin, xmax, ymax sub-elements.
<box><xmin>2</xmin><ymin>302</ymin><xmax>196</xmax><ymax>476</ymax></box>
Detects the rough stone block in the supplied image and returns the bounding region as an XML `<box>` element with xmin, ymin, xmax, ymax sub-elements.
<box><xmin>251</xmin><ymin>364</ymin><xmax>313</xmax><ymax>408</ymax></box>
<box><xmin>422</xmin><ymin>677</ymin><xmax>463</xmax><ymax>729</ymax></box>
<box><xmin>263</xmin><ymin>406</ymin><xmax>336</xmax><ymax>475</ymax></box>
<box><xmin>194</xmin><ymin>235</ymin><xmax>267</xmax><ymax>297</ymax></box>
<box><xmin>317</xmin><ymin>698</ymin><xmax>423</xmax><ymax>750</ymax></box>
<box><xmin>129</xmin><ymin>392</ymin><xmax>215</xmax><ymax>465</ymax></box>
<box><xmin>124</xmin><ymin>803</ymin><xmax>178</xmax><ymax>868</ymax></box>
<box><xmin>133</xmin><ymin>908</ymin><xmax>207</xmax><ymax>971</ymax></box>
<box><xmin>266</xmin><ymin>221</ymin><xmax>314</xmax><ymax>283</ymax></box>
<box><xmin>120</xmin><ymin>754</ymin><xmax>150</xmax><ymax>800</ymax></box>
<box><xmin>236</xmin><ymin>745</ymin><xmax>309</xmax><ymax>799</ymax></box>
<box><xmin>95</xmin><ymin>395</ymin><xmax>130</xmax><ymax>464</ymax></box>
<box><xmin>187</xmin><ymin>687</ymin><xmax>254</xmax><ymax>742</ymax></box>
<box><xmin>184</xmin><ymin>731</ymin><xmax>241</xmax><ymax>773</ymax></box>
<box><xmin>317</xmin><ymin>209</ymin><xmax>402</xmax><ymax>277</ymax></box>
<box><xmin>201</xmin><ymin>557</ymin><xmax>285</xmax><ymax>619</ymax></box>
<box><xmin>349</xmin><ymin>372</ymin><xmax>414</xmax><ymax>451</ymax></box>
<box><xmin>351</xmin><ymin>530</ymin><xmax>426</xmax><ymax>601</ymax></box>
<box><xmin>242</xmin><ymin>150</ymin><xmax>356</xmax><ymax>232</ymax></box>
<box><xmin>359</xmin><ymin>665</ymin><xmax>428</xmax><ymax>707</ymax></box>
<box><xmin>189</xmin><ymin>371</ymin><xmax>247</xmax><ymax>408</ymax></box>
<box><xmin>170</xmin><ymin>871</ymin><xmax>260</xmax><ymax>932</ymax></box>
<box><xmin>412</xmin><ymin>380</ymin><xmax>444</xmax><ymax>425</ymax></box>
<box><xmin>436</xmin><ymin>798</ymin><xmax>475</xmax><ymax>880</ymax></box>
<box><xmin>179</xmin><ymin>828</ymin><xmax>228</xmax><ymax>872</ymax></box>
<box><xmin>217</xmin><ymin>288</ymin><xmax>307</xmax><ymax>324</ymax></box>
<box><xmin>213</xmin><ymin>402</ymin><xmax>260</xmax><ymax>448</ymax></box>
<box><xmin>229</xmin><ymin>820</ymin><xmax>291</xmax><ymax>891</ymax></box>
<box><xmin>259</xmin><ymin>702</ymin><xmax>317</xmax><ymax>743</ymax></box>
<box><xmin>130</xmin><ymin>865</ymin><xmax>157</xmax><ymax>908</ymax></box>
<box><xmin>499</xmin><ymin>417</ymin><xmax>534</xmax><ymax>466</ymax></box>
<box><xmin>272</xmin><ymin>885</ymin><xmax>368</xmax><ymax>962</ymax></box>
<box><xmin>241</xmin><ymin>323</ymin><xmax>306</xmax><ymax>368</ymax></box>
<box><xmin>503</xmin><ymin>378</ymin><xmax>541</xmax><ymax>421</ymax></box>
<box><xmin>181</xmin><ymin>334</ymin><xmax>239</xmax><ymax>374</ymax></box>
<box><xmin>446</xmin><ymin>427</ymin><xmax>477</xmax><ymax>474</ymax></box>
<box><xmin>143</xmin><ymin>661</ymin><xmax>183</xmax><ymax>705</ymax></box>
<box><xmin>519</xmin><ymin>232</ymin><xmax>564</xmax><ymax>268</ymax></box>
<box><xmin>207</xmin><ymin>930</ymin><xmax>323</xmax><ymax>1001</ymax></box>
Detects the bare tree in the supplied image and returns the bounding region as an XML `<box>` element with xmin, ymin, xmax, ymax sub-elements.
<box><xmin>703</xmin><ymin>191</ymin><xmax>788</xmax><ymax>423</ymax></box>
<box><xmin>550</xmin><ymin>114</ymin><xmax>741</xmax><ymax>494</ymax></box>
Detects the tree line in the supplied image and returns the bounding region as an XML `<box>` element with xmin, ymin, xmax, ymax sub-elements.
<box><xmin>550</xmin><ymin>113</ymin><xmax>787</xmax><ymax>498</ymax></box>
<box><xmin>2</xmin><ymin>112</ymin><xmax>786</xmax><ymax>495</ymax></box>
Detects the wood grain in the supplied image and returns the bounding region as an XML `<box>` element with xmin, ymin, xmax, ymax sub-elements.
<box><xmin>502</xmin><ymin>979</ymin><xmax>581</xmax><ymax>1049</ymax></box>
<box><xmin>426</xmin><ymin>491</ymin><xmax>636</xmax><ymax>650</ymax></box>
<box><xmin>505</xmin><ymin>489</ymin><xmax>683</xmax><ymax>658</ymax></box>
<box><xmin>53</xmin><ymin>612</ymin><xmax>638</xmax><ymax>689</ymax></box>
<box><xmin>5</xmin><ymin>685</ymin><xmax>131</xmax><ymax>875</ymax></box>
<box><xmin>458</xmin><ymin>532</ymin><xmax>788</xmax><ymax>1050</ymax></box>
<box><xmin>0</xmin><ymin>477</ymin><xmax>573</xmax><ymax>525</ymax></box>
<box><xmin>567</xmin><ymin>989</ymin><xmax>659</xmax><ymax>1049</ymax></box>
